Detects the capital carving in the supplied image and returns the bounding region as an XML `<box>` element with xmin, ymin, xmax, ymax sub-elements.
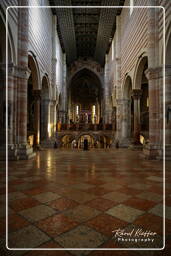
<box><xmin>145</xmin><ymin>67</ymin><xmax>163</xmax><ymax>80</ymax></box>
<box><xmin>33</xmin><ymin>90</ymin><xmax>41</xmax><ymax>101</ymax></box>
<box><xmin>131</xmin><ymin>89</ymin><xmax>142</xmax><ymax>99</ymax></box>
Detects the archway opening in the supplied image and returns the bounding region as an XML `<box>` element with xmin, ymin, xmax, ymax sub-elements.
<box><xmin>27</xmin><ymin>55</ymin><xmax>40</xmax><ymax>149</ymax></box>
<box><xmin>61</xmin><ymin>135</ymin><xmax>74</xmax><ymax>148</ymax></box>
<box><xmin>69</xmin><ymin>68</ymin><xmax>102</xmax><ymax>126</ymax></box>
<box><xmin>139</xmin><ymin>58</ymin><xmax>149</xmax><ymax>143</ymax></box>
<box><xmin>78</xmin><ymin>134</ymin><xmax>95</xmax><ymax>149</ymax></box>
<box><xmin>123</xmin><ymin>76</ymin><xmax>134</xmax><ymax>139</ymax></box>
<box><xmin>40</xmin><ymin>76</ymin><xmax>50</xmax><ymax>141</ymax></box>
<box><xmin>134</xmin><ymin>56</ymin><xmax>149</xmax><ymax>145</ymax></box>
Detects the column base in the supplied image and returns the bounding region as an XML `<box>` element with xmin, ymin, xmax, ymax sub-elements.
<box><xmin>0</xmin><ymin>145</ymin><xmax>18</xmax><ymax>161</ymax></box>
<box><xmin>129</xmin><ymin>143</ymin><xmax>143</xmax><ymax>151</ymax></box>
<box><xmin>0</xmin><ymin>145</ymin><xmax>19</xmax><ymax>161</ymax></box>
<box><xmin>17</xmin><ymin>144</ymin><xmax>36</xmax><ymax>160</ymax></box>
<box><xmin>143</xmin><ymin>143</ymin><xmax>162</xmax><ymax>160</ymax></box>
<box><xmin>0</xmin><ymin>144</ymin><xmax>35</xmax><ymax>161</ymax></box>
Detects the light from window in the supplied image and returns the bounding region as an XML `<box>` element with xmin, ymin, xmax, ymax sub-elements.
<box><xmin>112</xmin><ymin>40</ymin><xmax>114</xmax><ymax>61</ymax></box>
<box><xmin>76</xmin><ymin>105</ymin><xmax>79</xmax><ymax>115</ymax></box>
<box><xmin>147</xmin><ymin>97</ymin><xmax>149</xmax><ymax>107</ymax></box>
<box><xmin>130</xmin><ymin>0</ymin><xmax>134</xmax><ymax>16</ymax></box>
<box><xmin>92</xmin><ymin>105</ymin><xmax>96</xmax><ymax>115</ymax></box>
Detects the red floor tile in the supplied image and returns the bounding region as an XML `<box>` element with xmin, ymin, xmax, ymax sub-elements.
<box><xmin>86</xmin><ymin>213</ymin><xmax>128</xmax><ymax>237</ymax></box>
<box><xmin>9</xmin><ymin>197</ymin><xmax>40</xmax><ymax>211</ymax></box>
<box><xmin>47</xmin><ymin>198</ymin><xmax>78</xmax><ymax>211</ymax></box>
<box><xmin>124</xmin><ymin>197</ymin><xmax>157</xmax><ymax>211</ymax></box>
<box><xmin>8</xmin><ymin>214</ymin><xmax>30</xmax><ymax>232</ymax></box>
<box><xmin>36</xmin><ymin>213</ymin><xmax>79</xmax><ymax>237</ymax></box>
<box><xmin>133</xmin><ymin>213</ymin><xmax>163</xmax><ymax>235</ymax></box>
<box><xmin>86</xmin><ymin>198</ymin><xmax>118</xmax><ymax>211</ymax></box>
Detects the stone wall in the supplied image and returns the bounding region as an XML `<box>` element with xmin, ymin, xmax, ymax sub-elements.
<box><xmin>0</xmin><ymin>0</ymin><xmax>65</xmax><ymax>159</ymax></box>
<box><xmin>105</xmin><ymin>0</ymin><xmax>170</xmax><ymax>158</ymax></box>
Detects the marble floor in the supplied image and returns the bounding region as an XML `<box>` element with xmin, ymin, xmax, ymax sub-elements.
<box><xmin>0</xmin><ymin>148</ymin><xmax>171</xmax><ymax>256</ymax></box>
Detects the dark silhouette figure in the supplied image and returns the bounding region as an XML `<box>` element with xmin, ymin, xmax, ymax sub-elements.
<box><xmin>83</xmin><ymin>139</ymin><xmax>88</xmax><ymax>150</ymax></box>
<box><xmin>54</xmin><ymin>141</ymin><xmax>58</xmax><ymax>148</ymax></box>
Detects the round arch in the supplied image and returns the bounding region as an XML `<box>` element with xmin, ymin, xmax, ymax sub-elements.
<box><xmin>68</xmin><ymin>68</ymin><xmax>103</xmax><ymax>125</ymax></box>
<box><xmin>76</xmin><ymin>132</ymin><xmax>97</xmax><ymax>142</ymax></box>
<box><xmin>28</xmin><ymin>52</ymin><xmax>41</xmax><ymax>90</ymax></box>
<box><xmin>133</xmin><ymin>56</ymin><xmax>149</xmax><ymax>143</ymax></box>
<box><xmin>68</xmin><ymin>66</ymin><xmax>103</xmax><ymax>88</ymax></box>
<box><xmin>133</xmin><ymin>56</ymin><xmax>148</xmax><ymax>89</ymax></box>
<box><xmin>61</xmin><ymin>134</ymin><xmax>76</xmax><ymax>148</ymax></box>
<box><xmin>40</xmin><ymin>75</ymin><xmax>51</xmax><ymax>142</ymax></box>
<box><xmin>123</xmin><ymin>76</ymin><xmax>132</xmax><ymax>99</ymax></box>
<box><xmin>121</xmin><ymin>76</ymin><xmax>134</xmax><ymax>142</ymax></box>
<box><xmin>27</xmin><ymin>53</ymin><xmax>41</xmax><ymax>147</ymax></box>
<box><xmin>166</xmin><ymin>28</ymin><xmax>171</xmax><ymax>66</ymax></box>
<box><xmin>0</xmin><ymin>10</ymin><xmax>16</xmax><ymax>64</ymax></box>
<box><xmin>42</xmin><ymin>74</ymin><xmax>51</xmax><ymax>99</ymax></box>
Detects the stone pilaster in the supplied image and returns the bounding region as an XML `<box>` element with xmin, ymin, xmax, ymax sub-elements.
<box><xmin>33</xmin><ymin>90</ymin><xmax>41</xmax><ymax>146</ymax></box>
<box><xmin>104</xmin><ymin>55</ymin><xmax>112</xmax><ymax>124</ymax></box>
<box><xmin>119</xmin><ymin>99</ymin><xmax>133</xmax><ymax>147</ymax></box>
<box><xmin>143</xmin><ymin>67</ymin><xmax>162</xmax><ymax>159</ymax></box>
<box><xmin>142</xmin><ymin>1</ymin><xmax>162</xmax><ymax>159</ymax></box>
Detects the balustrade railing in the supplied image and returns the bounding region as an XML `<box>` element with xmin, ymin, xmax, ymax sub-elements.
<box><xmin>58</xmin><ymin>123</ymin><xmax>113</xmax><ymax>131</ymax></box>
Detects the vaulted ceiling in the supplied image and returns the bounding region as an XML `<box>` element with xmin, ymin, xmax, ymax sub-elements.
<box><xmin>50</xmin><ymin>0</ymin><xmax>125</xmax><ymax>66</ymax></box>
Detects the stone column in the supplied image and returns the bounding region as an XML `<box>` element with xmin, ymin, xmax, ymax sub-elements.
<box><xmin>114</xmin><ymin>99</ymin><xmax>123</xmax><ymax>146</ymax></box>
<box><xmin>115</xmin><ymin>16</ymin><xmax>122</xmax><ymax>140</ymax></box>
<box><xmin>60</xmin><ymin>53</ymin><xmax>67</xmax><ymax>124</ymax></box>
<box><xmin>0</xmin><ymin>64</ymin><xmax>6</xmax><ymax>146</ymax></box>
<box><xmin>143</xmin><ymin>68</ymin><xmax>162</xmax><ymax>158</ymax></box>
<box><xmin>119</xmin><ymin>99</ymin><xmax>132</xmax><ymax>147</ymax></box>
<box><xmin>143</xmin><ymin>1</ymin><xmax>162</xmax><ymax>159</ymax></box>
<box><xmin>41</xmin><ymin>99</ymin><xmax>50</xmax><ymax>140</ymax></box>
<box><xmin>33</xmin><ymin>90</ymin><xmax>41</xmax><ymax>146</ymax></box>
<box><xmin>104</xmin><ymin>55</ymin><xmax>112</xmax><ymax>124</ymax></box>
<box><xmin>0</xmin><ymin>63</ymin><xmax>19</xmax><ymax>160</ymax></box>
<box><xmin>132</xmin><ymin>89</ymin><xmax>142</xmax><ymax>144</ymax></box>
<box><xmin>17</xmin><ymin>1</ymin><xmax>35</xmax><ymax>159</ymax></box>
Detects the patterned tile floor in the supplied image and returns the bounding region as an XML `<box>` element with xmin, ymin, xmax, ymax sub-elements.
<box><xmin>0</xmin><ymin>148</ymin><xmax>171</xmax><ymax>256</ymax></box>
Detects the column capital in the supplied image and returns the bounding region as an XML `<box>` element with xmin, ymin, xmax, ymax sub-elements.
<box><xmin>0</xmin><ymin>63</ymin><xmax>31</xmax><ymax>79</ymax></box>
<box><xmin>33</xmin><ymin>89</ymin><xmax>41</xmax><ymax>101</ymax></box>
<box><xmin>145</xmin><ymin>67</ymin><xmax>163</xmax><ymax>80</ymax></box>
<box><xmin>131</xmin><ymin>89</ymin><xmax>142</xmax><ymax>99</ymax></box>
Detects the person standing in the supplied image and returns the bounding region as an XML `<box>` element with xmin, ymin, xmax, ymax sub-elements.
<box><xmin>83</xmin><ymin>138</ymin><xmax>88</xmax><ymax>150</ymax></box>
